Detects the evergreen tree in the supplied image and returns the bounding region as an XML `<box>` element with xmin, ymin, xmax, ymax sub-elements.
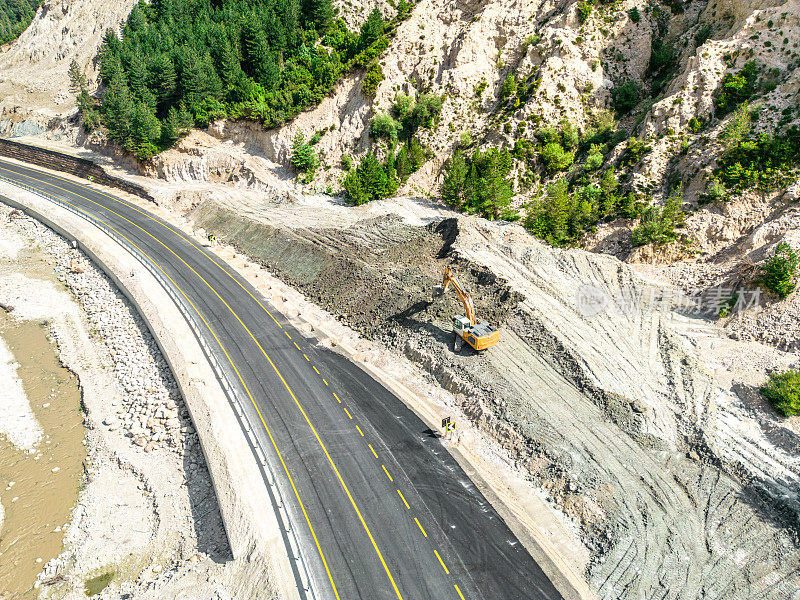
<box><xmin>442</xmin><ymin>148</ymin><xmax>467</xmax><ymax>208</ymax></box>
<box><xmin>359</xmin><ymin>8</ymin><xmax>384</xmax><ymax>49</ymax></box>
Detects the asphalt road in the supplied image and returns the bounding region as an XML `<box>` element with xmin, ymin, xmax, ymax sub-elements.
<box><xmin>0</xmin><ymin>157</ymin><xmax>563</xmax><ymax>600</ymax></box>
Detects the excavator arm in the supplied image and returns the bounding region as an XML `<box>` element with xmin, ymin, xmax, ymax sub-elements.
<box><xmin>441</xmin><ymin>266</ymin><xmax>476</xmax><ymax>326</ymax></box>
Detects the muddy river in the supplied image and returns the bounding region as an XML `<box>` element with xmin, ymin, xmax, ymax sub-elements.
<box><xmin>0</xmin><ymin>311</ymin><xmax>86</xmax><ymax>598</ymax></box>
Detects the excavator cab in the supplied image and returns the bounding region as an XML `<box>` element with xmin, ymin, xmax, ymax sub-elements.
<box><xmin>436</xmin><ymin>266</ymin><xmax>501</xmax><ymax>352</ymax></box>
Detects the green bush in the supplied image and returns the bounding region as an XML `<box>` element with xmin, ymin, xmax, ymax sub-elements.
<box><xmin>714</xmin><ymin>61</ymin><xmax>758</xmax><ymax>117</ymax></box>
<box><xmin>688</xmin><ymin>116</ymin><xmax>706</xmax><ymax>133</ymax></box>
<box><xmin>585</xmin><ymin>144</ymin><xmax>604</xmax><ymax>171</ymax></box>
<box><xmin>499</xmin><ymin>73</ymin><xmax>518</xmax><ymax>102</ymax></box>
<box><xmin>524</xmin><ymin>169</ymin><xmax>621</xmax><ymax>246</ymax></box>
<box><xmin>716</xmin><ymin>126</ymin><xmax>800</xmax><ymax>193</ymax></box>
<box><xmin>342</xmin><ymin>153</ymin><xmax>398</xmax><ymax>204</ymax></box>
<box><xmin>764</xmin><ymin>242</ymin><xmax>798</xmax><ymax>298</ymax></box>
<box><xmin>441</xmin><ymin>147</ymin><xmax>516</xmax><ymax>220</ymax></box>
<box><xmin>760</xmin><ymin>370</ymin><xmax>800</xmax><ymax>416</ymax></box>
<box><xmin>362</xmin><ymin>63</ymin><xmax>385</xmax><ymax>97</ymax></box>
<box><xmin>612</xmin><ymin>81</ymin><xmax>641</xmax><ymax>114</ymax></box>
<box><xmin>540</xmin><ymin>142</ymin><xmax>575</xmax><ymax>173</ymax></box>
<box><xmin>621</xmin><ymin>137</ymin><xmax>652</xmax><ymax>165</ymax></box>
<box><xmin>630</xmin><ymin>187</ymin><xmax>683</xmax><ymax>247</ymax></box>
<box><xmin>370</xmin><ymin>113</ymin><xmax>402</xmax><ymax>140</ymax></box>
<box><xmin>627</xmin><ymin>7</ymin><xmax>640</xmax><ymax>23</ymax></box>
<box><xmin>291</xmin><ymin>133</ymin><xmax>319</xmax><ymax>175</ymax></box>
<box><xmin>695</xmin><ymin>23</ymin><xmax>712</xmax><ymax>46</ymax></box>
<box><xmin>577</xmin><ymin>1</ymin><xmax>592</xmax><ymax>23</ymax></box>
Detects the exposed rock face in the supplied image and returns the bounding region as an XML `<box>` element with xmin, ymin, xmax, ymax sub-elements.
<box><xmin>0</xmin><ymin>0</ymin><xmax>138</xmax><ymax>135</ymax></box>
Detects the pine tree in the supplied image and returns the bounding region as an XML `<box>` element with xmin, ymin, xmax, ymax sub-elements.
<box><xmin>103</xmin><ymin>74</ymin><xmax>136</xmax><ymax>146</ymax></box>
<box><xmin>442</xmin><ymin>148</ymin><xmax>467</xmax><ymax>208</ymax></box>
<box><xmin>359</xmin><ymin>8</ymin><xmax>384</xmax><ymax>49</ymax></box>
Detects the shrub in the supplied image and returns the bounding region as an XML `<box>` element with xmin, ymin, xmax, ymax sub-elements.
<box><xmin>714</xmin><ymin>61</ymin><xmax>758</xmax><ymax>117</ymax></box>
<box><xmin>585</xmin><ymin>144</ymin><xmax>604</xmax><ymax>171</ymax></box>
<box><xmin>761</xmin><ymin>370</ymin><xmax>800</xmax><ymax>416</ymax></box>
<box><xmin>630</xmin><ymin>187</ymin><xmax>683</xmax><ymax>246</ymax></box>
<box><xmin>370</xmin><ymin>113</ymin><xmax>401</xmax><ymax>140</ymax></box>
<box><xmin>499</xmin><ymin>72</ymin><xmax>518</xmax><ymax>102</ymax></box>
<box><xmin>441</xmin><ymin>146</ymin><xmax>516</xmax><ymax>220</ymax></box>
<box><xmin>621</xmin><ymin>136</ymin><xmax>652</xmax><ymax>165</ymax></box>
<box><xmin>540</xmin><ymin>142</ymin><xmax>575</xmax><ymax>173</ymax></box>
<box><xmin>342</xmin><ymin>153</ymin><xmax>397</xmax><ymax>204</ymax></box>
<box><xmin>628</xmin><ymin>7</ymin><xmax>640</xmax><ymax>23</ymax></box>
<box><xmin>290</xmin><ymin>133</ymin><xmax>319</xmax><ymax>174</ymax></box>
<box><xmin>612</xmin><ymin>81</ymin><xmax>641</xmax><ymax>114</ymax></box>
<box><xmin>362</xmin><ymin>63</ymin><xmax>385</xmax><ymax>97</ymax></box>
<box><xmin>695</xmin><ymin>23</ymin><xmax>712</xmax><ymax>46</ymax></box>
<box><xmin>716</xmin><ymin>126</ymin><xmax>800</xmax><ymax>192</ymax></box>
<box><xmin>577</xmin><ymin>1</ymin><xmax>592</xmax><ymax>23</ymax></box>
<box><xmin>764</xmin><ymin>242</ymin><xmax>798</xmax><ymax>298</ymax></box>
<box><xmin>688</xmin><ymin>116</ymin><xmax>706</xmax><ymax>133</ymax></box>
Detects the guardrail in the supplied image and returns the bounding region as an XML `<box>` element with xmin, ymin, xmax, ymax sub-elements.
<box><xmin>0</xmin><ymin>174</ymin><xmax>319</xmax><ymax>600</ymax></box>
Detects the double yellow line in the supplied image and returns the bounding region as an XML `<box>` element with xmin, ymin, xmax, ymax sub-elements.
<box><xmin>0</xmin><ymin>164</ymin><xmax>408</xmax><ymax>600</ymax></box>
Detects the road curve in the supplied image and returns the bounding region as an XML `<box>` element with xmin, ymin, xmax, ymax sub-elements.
<box><xmin>0</xmin><ymin>157</ymin><xmax>563</xmax><ymax>600</ymax></box>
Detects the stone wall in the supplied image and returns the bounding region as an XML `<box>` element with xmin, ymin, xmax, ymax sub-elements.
<box><xmin>0</xmin><ymin>138</ymin><xmax>153</xmax><ymax>201</ymax></box>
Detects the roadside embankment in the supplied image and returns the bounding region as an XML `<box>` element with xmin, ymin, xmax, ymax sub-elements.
<box><xmin>0</xmin><ymin>187</ymin><xmax>293</xmax><ymax>598</ymax></box>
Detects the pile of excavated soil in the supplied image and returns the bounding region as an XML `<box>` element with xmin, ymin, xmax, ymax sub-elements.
<box><xmin>192</xmin><ymin>206</ymin><xmax>520</xmax><ymax>338</ymax></box>
<box><xmin>187</xmin><ymin>192</ymin><xmax>800</xmax><ymax>600</ymax></box>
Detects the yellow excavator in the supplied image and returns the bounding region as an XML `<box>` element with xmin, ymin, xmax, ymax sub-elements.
<box><xmin>434</xmin><ymin>265</ymin><xmax>500</xmax><ymax>351</ymax></box>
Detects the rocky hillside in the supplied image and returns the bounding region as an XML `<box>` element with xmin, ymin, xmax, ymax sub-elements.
<box><xmin>1</xmin><ymin>0</ymin><xmax>800</xmax><ymax>598</ymax></box>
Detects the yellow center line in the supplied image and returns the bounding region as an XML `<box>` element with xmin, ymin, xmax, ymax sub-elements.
<box><xmin>414</xmin><ymin>518</ymin><xmax>428</xmax><ymax>538</ymax></box>
<box><xmin>293</xmin><ymin>341</ymin><xmax>302</xmax><ymax>352</ymax></box>
<box><xmin>343</xmin><ymin>407</ymin><xmax>353</xmax><ymax>419</ymax></box>
<box><xmin>285</xmin><ymin>331</ymin><xmax>292</xmax><ymax>340</ymax></box>
<box><xmin>333</xmin><ymin>393</ymin><xmax>341</xmax><ymax>404</ymax></box>
<box><xmin>454</xmin><ymin>584</ymin><xmax>466</xmax><ymax>600</ymax></box>
<box><xmin>323</xmin><ymin>379</ymin><xmax>329</xmax><ymax>386</ymax></box>
<box><xmin>382</xmin><ymin>465</ymin><xmax>393</xmax><ymax>482</ymax></box>
<box><xmin>355</xmin><ymin>425</ymin><xmax>364</xmax><ymax>437</ymax></box>
<box><xmin>303</xmin><ymin>353</ymin><xmax>310</xmax><ymax>362</ymax></box>
<box><xmin>313</xmin><ymin>365</ymin><xmax>321</xmax><ymax>375</ymax></box>
<box><xmin>397</xmin><ymin>490</ymin><xmax>410</xmax><ymax>510</ymax></box>
<box><xmin>7</xmin><ymin>191</ymin><xmax>342</xmax><ymax>598</ymax></box>
<box><xmin>434</xmin><ymin>550</ymin><xmax>450</xmax><ymax>574</ymax></box>
<box><xmin>368</xmin><ymin>444</ymin><xmax>378</xmax><ymax>459</ymax></box>
<box><xmin>3</xmin><ymin>165</ymin><xmax>407</xmax><ymax>600</ymax></box>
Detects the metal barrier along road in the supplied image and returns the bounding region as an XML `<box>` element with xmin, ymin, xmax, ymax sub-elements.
<box><xmin>0</xmin><ymin>174</ymin><xmax>319</xmax><ymax>600</ymax></box>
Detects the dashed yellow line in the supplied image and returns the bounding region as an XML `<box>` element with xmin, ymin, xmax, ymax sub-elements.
<box><xmin>333</xmin><ymin>393</ymin><xmax>341</xmax><ymax>404</ymax></box>
<box><xmin>1</xmin><ymin>165</ymin><xmax>407</xmax><ymax>600</ymax></box>
<box><xmin>6</xmin><ymin>188</ymin><xmax>343</xmax><ymax>598</ymax></box>
<box><xmin>382</xmin><ymin>465</ymin><xmax>393</xmax><ymax>482</ymax></box>
<box><xmin>344</xmin><ymin>407</ymin><xmax>353</xmax><ymax>419</ymax></box>
<box><xmin>11</xmin><ymin>163</ymin><xmax>478</xmax><ymax>600</ymax></box>
<box><xmin>414</xmin><ymin>517</ymin><xmax>427</xmax><ymax>538</ymax></box>
<box><xmin>434</xmin><ymin>550</ymin><xmax>450</xmax><ymax>574</ymax></box>
<box><xmin>397</xmin><ymin>489</ymin><xmax>410</xmax><ymax>510</ymax></box>
<box><xmin>356</xmin><ymin>425</ymin><xmax>364</xmax><ymax>437</ymax></box>
<box><xmin>313</xmin><ymin>365</ymin><xmax>321</xmax><ymax>375</ymax></box>
<box><xmin>293</xmin><ymin>341</ymin><xmax>301</xmax><ymax>352</ymax></box>
<box><xmin>323</xmin><ymin>378</ymin><xmax>329</xmax><ymax>386</ymax></box>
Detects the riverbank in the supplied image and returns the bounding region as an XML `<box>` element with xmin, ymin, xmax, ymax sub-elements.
<box><xmin>0</xmin><ymin>203</ymin><xmax>279</xmax><ymax>599</ymax></box>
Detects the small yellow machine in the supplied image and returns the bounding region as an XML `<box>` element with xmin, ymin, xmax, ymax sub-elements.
<box><xmin>435</xmin><ymin>265</ymin><xmax>500</xmax><ymax>351</ymax></box>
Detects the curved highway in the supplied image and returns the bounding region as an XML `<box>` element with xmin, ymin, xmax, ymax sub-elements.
<box><xmin>0</xmin><ymin>157</ymin><xmax>563</xmax><ymax>600</ymax></box>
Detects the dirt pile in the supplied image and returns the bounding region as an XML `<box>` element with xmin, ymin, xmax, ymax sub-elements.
<box><xmin>184</xmin><ymin>190</ymin><xmax>800</xmax><ymax>600</ymax></box>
